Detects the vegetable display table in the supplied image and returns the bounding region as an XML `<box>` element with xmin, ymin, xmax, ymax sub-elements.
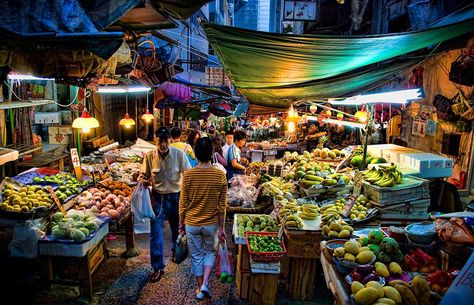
<box><xmin>284</xmin><ymin>228</ymin><xmax>323</xmax><ymax>300</ymax></box>
<box><xmin>320</xmin><ymin>241</ymin><xmax>350</xmax><ymax>305</ymax></box>
<box><xmin>39</xmin><ymin>224</ymin><xmax>109</xmax><ymax>300</ymax></box>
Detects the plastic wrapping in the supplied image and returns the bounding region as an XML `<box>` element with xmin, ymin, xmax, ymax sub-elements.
<box><xmin>131</xmin><ymin>182</ymin><xmax>155</xmax><ymax>219</ymax></box>
<box><xmin>227</xmin><ymin>175</ymin><xmax>259</xmax><ymax>208</ymax></box>
<box><xmin>8</xmin><ymin>220</ymin><xmax>44</xmax><ymax>258</ymax></box>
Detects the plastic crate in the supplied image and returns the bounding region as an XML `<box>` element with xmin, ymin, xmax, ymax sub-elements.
<box><xmin>245</xmin><ymin>232</ymin><xmax>286</xmax><ymax>262</ymax></box>
<box><xmin>362</xmin><ymin>175</ymin><xmax>429</xmax><ymax>205</ymax></box>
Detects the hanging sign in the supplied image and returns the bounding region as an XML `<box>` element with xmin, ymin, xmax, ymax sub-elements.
<box><xmin>425</xmin><ymin>119</ymin><xmax>437</xmax><ymax>136</ymax></box>
<box><xmin>284</xmin><ymin>1</ymin><xmax>319</xmax><ymax>21</ymax></box>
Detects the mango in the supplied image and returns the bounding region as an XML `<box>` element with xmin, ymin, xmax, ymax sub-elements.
<box><xmin>338</xmin><ymin>229</ymin><xmax>351</xmax><ymax>238</ymax></box>
<box><xmin>342</xmin><ymin>225</ymin><xmax>354</xmax><ymax>233</ymax></box>
<box><xmin>322</xmin><ymin>225</ymin><xmax>330</xmax><ymax>235</ymax></box>
<box><xmin>356</xmin><ymin>251</ymin><xmax>375</xmax><ymax>264</ymax></box>
<box><xmin>351</xmin><ymin>281</ymin><xmax>365</xmax><ymax>294</ymax></box>
<box><xmin>344</xmin><ymin>241</ymin><xmax>360</xmax><ymax>255</ymax></box>
<box><xmin>375</xmin><ymin>262</ymin><xmax>390</xmax><ymax>278</ymax></box>
<box><xmin>343</xmin><ymin>253</ymin><xmax>356</xmax><ymax>262</ymax></box>
<box><xmin>355</xmin><ymin>287</ymin><xmax>379</xmax><ymax>305</ymax></box>
<box><xmin>330</xmin><ymin>222</ymin><xmax>343</xmax><ymax>232</ymax></box>
<box><xmin>377</xmin><ymin>298</ymin><xmax>396</xmax><ymax>305</ymax></box>
<box><xmin>366</xmin><ymin>281</ymin><xmax>384</xmax><ymax>298</ymax></box>
<box><xmin>389</xmin><ymin>262</ymin><xmax>402</xmax><ymax>275</ymax></box>
<box><xmin>382</xmin><ymin>286</ymin><xmax>402</xmax><ymax>304</ymax></box>
<box><xmin>333</xmin><ymin>247</ymin><xmax>345</xmax><ymax>258</ymax></box>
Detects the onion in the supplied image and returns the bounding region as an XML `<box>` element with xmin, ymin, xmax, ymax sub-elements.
<box><xmin>101</xmin><ymin>207</ymin><xmax>109</xmax><ymax>213</ymax></box>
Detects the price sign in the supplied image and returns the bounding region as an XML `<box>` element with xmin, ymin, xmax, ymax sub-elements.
<box><xmin>70</xmin><ymin>148</ymin><xmax>83</xmax><ymax>180</ymax></box>
<box><xmin>341</xmin><ymin>195</ymin><xmax>357</xmax><ymax>218</ymax></box>
<box><xmin>270</xmin><ymin>202</ymin><xmax>284</xmax><ymax>219</ymax></box>
<box><xmin>48</xmin><ymin>186</ymin><xmax>66</xmax><ymax>215</ymax></box>
<box><xmin>353</xmin><ymin>172</ymin><xmax>363</xmax><ymax>196</ymax></box>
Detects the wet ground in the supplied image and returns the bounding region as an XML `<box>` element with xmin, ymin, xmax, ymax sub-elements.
<box><xmin>1</xmin><ymin>221</ymin><xmax>334</xmax><ymax>305</ymax></box>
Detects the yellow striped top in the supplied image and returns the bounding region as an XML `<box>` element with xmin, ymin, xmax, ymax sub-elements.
<box><xmin>179</xmin><ymin>166</ymin><xmax>227</xmax><ymax>226</ymax></box>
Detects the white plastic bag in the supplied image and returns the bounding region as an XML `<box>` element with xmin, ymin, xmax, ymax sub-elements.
<box><xmin>132</xmin><ymin>182</ymin><xmax>155</xmax><ymax>219</ymax></box>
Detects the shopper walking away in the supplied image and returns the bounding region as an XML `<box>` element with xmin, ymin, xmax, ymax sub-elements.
<box><xmin>212</xmin><ymin>136</ymin><xmax>227</xmax><ymax>167</ymax></box>
<box><xmin>187</xmin><ymin>129</ymin><xmax>200</xmax><ymax>149</ymax></box>
<box><xmin>179</xmin><ymin>137</ymin><xmax>227</xmax><ymax>300</ymax></box>
<box><xmin>226</xmin><ymin>130</ymin><xmax>248</xmax><ymax>180</ymax></box>
<box><xmin>170</xmin><ymin>127</ymin><xmax>198</xmax><ymax>167</ymax></box>
<box><xmin>222</xmin><ymin>129</ymin><xmax>233</xmax><ymax>162</ymax></box>
<box><xmin>140</xmin><ymin>127</ymin><xmax>191</xmax><ymax>283</ymax></box>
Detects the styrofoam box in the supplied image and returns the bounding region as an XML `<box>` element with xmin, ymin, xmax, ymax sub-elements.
<box><xmin>35</xmin><ymin>112</ymin><xmax>62</xmax><ymax>124</ymax></box>
<box><xmin>402</xmin><ymin>153</ymin><xmax>453</xmax><ymax>178</ymax></box>
<box><xmin>39</xmin><ymin>224</ymin><xmax>109</xmax><ymax>257</ymax></box>
<box><xmin>367</xmin><ymin>144</ymin><xmax>400</xmax><ymax>159</ymax></box>
<box><xmin>383</xmin><ymin>148</ymin><xmax>419</xmax><ymax>163</ymax></box>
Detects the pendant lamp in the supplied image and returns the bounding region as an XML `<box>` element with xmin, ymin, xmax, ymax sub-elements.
<box><xmin>119</xmin><ymin>91</ymin><xmax>136</xmax><ymax>128</ymax></box>
<box><xmin>141</xmin><ymin>91</ymin><xmax>154</xmax><ymax>123</ymax></box>
<box><xmin>72</xmin><ymin>89</ymin><xmax>100</xmax><ymax>133</ymax></box>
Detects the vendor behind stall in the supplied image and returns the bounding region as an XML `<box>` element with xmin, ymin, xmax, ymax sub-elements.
<box><xmin>225</xmin><ymin>130</ymin><xmax>248</xmax><ymax>180</ymax></box>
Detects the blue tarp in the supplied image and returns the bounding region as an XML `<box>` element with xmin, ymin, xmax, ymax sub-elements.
<box><xmin>0</xmin><ymin>0</ymin><xmax>141</xmax><ymax>59</ymax></box>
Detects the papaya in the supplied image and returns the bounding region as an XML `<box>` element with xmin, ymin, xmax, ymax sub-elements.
<box><xmin>301</xmin><ymin>180</ymin><xmax>321</xmax><ymax>189</ymax></box>
<box><xmin>366</xmin><ymin>281</ymin><xmax>384</xmax><ymax>298</ymax></box>
<box><xmin>304</xmin><ymin>174</ymin><xmax>324</xmax><ymax>182</ymax></box>
<box><xmin>382</xmin><ymin>286</ymin><xmax>402</xmax><ymax>304</ymax></box>
<box><xmin>351</xmin><ymin>281</ymin><xmax>365</xmax><ymax>294</ymax></box>
<box><xmin>356</xmin><ymin>251</ymin><xmax>375</xmax><ymax>264</ymax></box>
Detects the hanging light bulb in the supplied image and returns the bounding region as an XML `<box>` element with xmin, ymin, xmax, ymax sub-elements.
<box><xmin>72</xmin><ymin>88</ymin><xmax>100</xmax><ymax>132</ymax></box>
<box><xmin>309</xmin><ymin>104</ymin><xmax>317</xmax><ymax>114</ymax></box>
<box><xmin>325</xmin><ymin>109</ymin><xmax>332</xmax><ymax>117</ymax></box>
<box><xmin>287</xmin><ymin>121</ymin><xmax>296</xmax><ymax>133</ymax></box>
<box><xmin>337</xmin><ymin>113</ymin><xmax>344</xmax><ymax>120</ymax></box>
<box><xmin>337</xmin><ymin>0</ymin><xmax>345</xmax><ymax>4</ymax></box>
<box><xmin>142</xmin><ymin>109</ymin><xmax>154</xmax><ymax>123</ymax></box>
<box><xmin>120</xmin><ymin>91</ymin><xmax>136</xmax><ymax>128</ymax></box>
<box><xmin>288</xmin><ymin>104</ymin><xmax>295</xmax><ymax>117</ymax></box>
<box><xmin>355</xmin><ymin>111</ymin><xmax>368</xmax><ymax>123</ymax></box>
<box><xmin>141</xmin><ymin>91</ymin><xmax>154</xmax><ymax>123</ymax></box>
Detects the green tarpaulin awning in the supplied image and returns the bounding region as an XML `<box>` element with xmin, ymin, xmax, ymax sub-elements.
<box><xmin>203</xmin><ymin>19</ymin><xmax>474</xmax><ymax>108</ymax></box>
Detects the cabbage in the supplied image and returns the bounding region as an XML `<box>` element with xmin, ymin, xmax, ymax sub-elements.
<box><xmin>52</xmin><ymin>228</ymin><xmax>67</xmax><ymax>239</ymax></box>
<box><xmin>74</xmin><ymin>221</ymin><xmax>85</xmax><ymax>228</ymax></box>
<box><xmin>69</xmin><ymin>228</ymin><xmax>86</xmax><ymax>242</ymax></box>
<box><xmin>52</xmin><ymin>212</ymin><xmax>64</xmax><ymax>222</ymax></box>
<box><xmin>85</xmin><ymin>221</ymin><xmax>99</xmax><ymax>232</ymax></box>
<box><xmin>79</xmin><ymin>227</ymin><xmax>90</xmax><ymax>237</ymax></box>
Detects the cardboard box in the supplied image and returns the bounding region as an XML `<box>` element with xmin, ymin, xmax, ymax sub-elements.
<box><xmin>402</xmin><ymin>153</ymin><xmax>453</xmax><ymax>178</ymax></box>
<box><xmin>48</xmin><ymin>125</ymin><xmax>73</xmax><ymax>145</ymax></box>
<box><xmin>35</xmin><ymin>112</ymin><xmax>62</xmax><ymax>124</ymax></box>
<box><xmin>285</xmin><ymin>230</ymin><xmax>322</xmax><ymax>259</ymax></box>
<box><xmin>85</xmin><ymin>135</ymin><xmax>109</xmax><ymax>148</ymax></box>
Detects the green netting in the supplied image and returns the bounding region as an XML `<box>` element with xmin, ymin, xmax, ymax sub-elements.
<box><xmin>203</xmin><ymin>19</ymin><xmax>474</xmax><ymax>108</ymax></box>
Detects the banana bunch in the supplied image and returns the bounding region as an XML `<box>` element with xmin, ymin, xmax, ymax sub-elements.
<box><xmin>285</xmin><ymin>215</ymin><xmax>304</xmax><ymax>230</ymax></box>
<box><xmin>300</xmin><ymin>204</ymin><xmax>319</xmax><ymax>220</ymax></box>
<box><xmin>320</xmin><ymin>203</ymin><xmax>342</xmax><ymax>224</ymax></box>
<box><xmin>278</xmin><ymin>202</ymin><xmax>300</xmax><ymax>217</ymax></box>
<box><xmin>362</xmin><ymin>163</ymin><xmax>403</xmax><ymax>187</ymax></box>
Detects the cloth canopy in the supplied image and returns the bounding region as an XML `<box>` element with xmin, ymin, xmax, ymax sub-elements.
<box><xmin>203</xmin><ymin>19</ymin><xmax>474</xmax><ymax>108</ymax></box>
<box><xmin>151</xmin><ymin>0</ymin><xmax>211</xmax><ymax>20</ymax></box>
<box><xmin>0</xmin><ymin>0</ymin><xmax>141</xmax><ymax>59</ymax></box>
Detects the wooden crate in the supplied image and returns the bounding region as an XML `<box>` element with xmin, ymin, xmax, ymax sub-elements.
<box><xmin>285</xmin><ymin>229</ymin><xmax>322</xmax><ymax>259</ymax></box>
<box><xmin>236</xmin><ymin>269</ymin><xmax>250</xmax><ymax>300</ymax></box>
<box><xmin>289</xmin><ymin>258</ymin><xmax>318</xmax><ymax>300</ymax></box>
<box><xmin>40</xmin><ymin>237</ymin><xmax>108</xmax><ymax>300</ymax></box>
<box><xmin>249</xmin><ymin>273</ymin><xmax>278</xmax><ymax>305</ymax></box>
<box><xmin>237</xmin><ymin>244</ymin><xmax>250</xmax><ymax>272</ymax></box>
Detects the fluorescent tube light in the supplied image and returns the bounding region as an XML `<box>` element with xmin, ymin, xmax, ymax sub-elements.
<box><xmin>329</xmin><ymin>88</ymin><xmax>423</xmax><ymax>105</ymax></box>
<box><xmin>8</xmin><ymin>74</ymin><xmax>54</xmax><ymax>81</ymax></box>
<box><xmin>97</xmin><ymin>86</ymin><xmax>151</xmax><ymax>94</ymax></box>
<box><xmin>306</xmin><ymin>115</ymin><xmax>366</xmax><ymax>129</ymax></box>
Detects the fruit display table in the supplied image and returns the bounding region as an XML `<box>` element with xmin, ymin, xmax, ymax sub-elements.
<box><xmin>284</xmin><ymin>228</ymin><xmax>323</xmax><ymax>300</ymax></box>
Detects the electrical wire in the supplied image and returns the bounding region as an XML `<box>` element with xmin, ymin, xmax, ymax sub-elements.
<box><xmin>3</xmin><ymin>80</ymin><xmax>79</xmax><ymax>107</ymax></box>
